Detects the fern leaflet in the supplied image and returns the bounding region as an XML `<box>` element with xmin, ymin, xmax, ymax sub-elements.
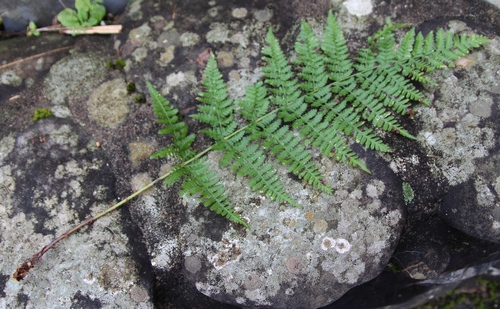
<box><xmin>193</xmin><ymin>55</ymin><xmax>300</xmax><ymax>207</ymax></box>
<box><xmin>147</xmin><ymin>82</ymin><xmax>248</xmax><ymax>227</ymax></box>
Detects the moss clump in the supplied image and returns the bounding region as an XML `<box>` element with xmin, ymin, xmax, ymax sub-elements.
<box><xmin>106</xmin><ymin>58</ymin><xmax>126</xmax><ymax>70</ymax></box>
<box><xmin>402</xmin><ymin>182</ymin><xmax>414</xmax><ymax>205</ymax></box>
<box><xmin>126</xmin><ymin>82</ymin><xmax>136</xmax><ymax>94</ymax></box>
<box><xmin>33</xmin><ymin>108</ymin><xmax>53</xmax><ymax>121</ymax></box>
<box><xmin>134</xmin><ymin>94</ymin><xmax>146</xmax><ymax>104</ymax></box>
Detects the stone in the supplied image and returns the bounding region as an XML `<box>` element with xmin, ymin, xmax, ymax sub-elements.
<box><xmin>178</xmin><ymin>150</ymin><xmax>405</xmax><ymax>308</ymax></box>
<box><xmin>415</xmin><ymin>36</ymin><xmax>500</xmax><ymax>244</ymax></box>
<box><xmin>0</xmin><ymin>118</ymin><xmax>153</xmax><ymax>308</ymax></box>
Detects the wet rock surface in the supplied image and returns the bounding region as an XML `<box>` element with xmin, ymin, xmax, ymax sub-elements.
<box><xmin>1</xmin><ymin>0</ymin><xmax>500</xmax><ymax>308</ymax></box>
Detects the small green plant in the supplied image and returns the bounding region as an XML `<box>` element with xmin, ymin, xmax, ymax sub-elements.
<box><xmin>26</xmin><ymin>21</ymin><xmax>40</xmax><ymax>37</ymax></box>
<box><xmin>126</xmin><ymin>82</ymin><xmax>136</xmax><ymax>94</ymax></box>
<box><xmin>57</xmin><ymin>0</ymin><xmax>106</xmax><ymax>32</ymax></box>
<box><xmin>106</xmin><ymin>58</ymin><xmax>126</xmax><ymax>70</ymax></box>
<box><xmin>33</xmin><ymin>108</ymin><xmax>53</xmax><ymax>121</ymax></box>
<box><xmin>402</xmin><ymin>182</ymin><xmax>414</xmax><ymax>205</ymax></box>
<box><xmin>134</xmin><ymin>94</ymin><xmax>146</xmax><ymax>104</ymax></box>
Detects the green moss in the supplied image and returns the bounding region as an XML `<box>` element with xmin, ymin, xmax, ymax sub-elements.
<box><xmin>106</xmin><ymin>58</ymin><xmax>126</xmax><ymax>70</ymax></box>
<box><xmin>402</xmin><ymin>182</ymin><xmax>414</xmax><ymax>205</ymax></box>
<box><xmin>126</xmin><ymin>82</ymin><xmax>136</xmax><ymax>94</ymax></box>
<box><xmin>33</xmin><ymin>108</ymin><xmax>53</xmax><ymax>121</ymax></box>
<box><xmin>134</xmin><ymin>94</ymin><xmax>146</xmax><ymax>104</ymax></box>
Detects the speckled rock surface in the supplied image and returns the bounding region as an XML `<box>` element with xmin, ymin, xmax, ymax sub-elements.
<box><xmin>0</xmin><ymin>118</ymin><xmax>153</xmax><ymax>308</ymax></box>
<box><xmin>1</xmin><ymin>0</ymin><xmax>500</xmax><ymax>308</ymax></box>
<box><xmin>179</xmin><ymin>151</ymin><xmax>404</xmax><ymax>308</ymax></box>
<box><xmin>44</xmin><ymin>52</ymin><xmax>109</xmax><ymax>118</ymax></box>
<box><xmin>415</xmin><ymin>35</ymin><xmax>500</xmax><ymax>244</ymax></box>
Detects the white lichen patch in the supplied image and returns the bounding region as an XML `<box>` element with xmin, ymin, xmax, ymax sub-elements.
<box><xmin>494</xmin><ymin>176</ymin><xmax>500</xmax><ymax>197</ymax></box>
<box><xmin>334</xmin><ymin>238</ymin><xmax>351</xmax><ymax>253</ymax></box>
<box><xmin>0</xmin><ymin>134</ymin><xmax>15</xmax><ymax>163</ymax></box>
<box><xmin>180</xmin><ymin>32</ymin><xmax>200</xmax><ymax>47</ymax></box>
<box><xmin>44</xmin><ymin>53</ymin><xmax>108</xmax><ymax>107</ymax></box>
<box><xmin>206</xmin><ymin>23</ymin><xmax>230</xmax><ymax>44</ymax></box>
<box><xmin>416</xmin><ymin>36</ymin><xmax>499</xmax><ymax>186</ymax></box>
<box><xmin>87</xmin><ymin>79</ymin><xmax>131</xmax><ymax>129</ymax></box>
<box><xmin>321</xmin><ymin>237</ymin><xmax>336</xmax><ymax>250</ymax></box>
<box><xmin>474</xmin><ymin>177</ymin><xmax>496</xmax><ymax>207</ymax></box>
<box><xmin>151</xmin><ymin>238</ymin><xmax>179</xmax><ymax>270</ymax></box>
<box><xmin>343</xmin><ymin>0</ymin><xmax>373</xmax><ymax>17</ymax></box>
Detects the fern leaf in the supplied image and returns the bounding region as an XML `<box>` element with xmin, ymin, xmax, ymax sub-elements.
<box><xmin>182</xmin><ymin>157</ymin><xmax>249</xmax><ymax>228</ymax></box>
<box><xmin>237</xmin><ymin>83</ymin><xmax>332</xmax><ymax>194</ymax></box>
<box><xmin>294</xmin><ymin>21</ymin><xmax>331</xmax><ymax>107</ymax></box>
<box><xmin>148</xmin><ymin>82</ymin><xmax>197</xmax><ymax>160</ymax></box>
<box><xmin>297</xmin><ymin>13</ymin><xmax>391</xmax><ymax>153</ymax></box>
<box><xmin>195</xmin><ymin>55</ymin><xmax>299</xmax><ymax>207</ymax></box>
<box><xmin>148</xmin><ymin>81</ymin><xmax>247</xmax><ymax>227</ymax></box>
<box><xmin>263</xmin><ymin>27</ymin><xmax>368</xmax><ymax>172</ymax></box>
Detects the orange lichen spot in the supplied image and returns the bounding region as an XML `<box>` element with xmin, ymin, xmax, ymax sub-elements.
<box><xmin>305</xmin><ymin>211</ymin><xmax>314</xmax><ymax>222</ymax></box>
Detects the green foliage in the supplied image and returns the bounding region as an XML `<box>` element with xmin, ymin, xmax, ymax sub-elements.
<box><xmin>402</xmin><ymin>182</ymin><xmax>414</xmax><ymax>205</ymax></box>
<box><xmin>126</xmin><ymin>82</ymin><xmax>136</xmax><ymax>94</ymax></box>
<box><xmin>26</xmin><ymin>21</ymin><xmax>40</xmax><ymax>37</ymax></box>
<box><xmin>107</xmin><ymin>58</ymin><xmax>126</xmax><ymax>70</ymax></box>
<box><xmin>57</xmin><ymin>0</ymin><xmax>106</xmax><ymax>33</ymax></box>
<box><xmin>147</xmin><ymin>82</ymin><xmax>249</xmax><ymax>228</ymax></box>
<box><xmin>148</xmin><ymin>11</ymin><xmax>488</xmax><ymax>226</ymax></box>
<box><xmin>134</xmin><ymin>94</ymin><xmax>146</xmax><ymax>104</ymax></box>
<box><xmin>33</xmin><ymin>108</ymin><xmax>53</xmax><ymax>121</ymax></box>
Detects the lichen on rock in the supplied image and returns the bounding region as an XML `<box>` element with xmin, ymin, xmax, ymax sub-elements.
<box><xmin>0</xmin><ymin>118</ymin><xmax>151</xmax><ymax>308</ymax></box>
<box><xmin>178</xmin><ymin>149</ymin><xmax>404</xmax><ymax>308</ymax></box>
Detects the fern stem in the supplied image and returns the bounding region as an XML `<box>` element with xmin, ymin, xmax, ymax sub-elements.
<box><xmin>13</xmin><ymin>167</ymin><xmax>173</xmax><ymax>281</ymax></box>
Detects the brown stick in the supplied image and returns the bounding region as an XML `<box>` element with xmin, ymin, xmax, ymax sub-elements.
<box><xmin>0</xmin><ymin>46</ymin><xmax>73</xmax><ymax>71</ymax></box>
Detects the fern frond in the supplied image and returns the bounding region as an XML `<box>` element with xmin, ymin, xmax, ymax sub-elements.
<box><xmin>294</xmin><ymin>21</ymin><xmax>331</xmax><ymax>107</ymax></box>
<box><xmin>195</xmin><ymin>55</ymin><xmax>299</xmax><ymax>207</ymax></box>
<box><xmin>182</xmin><ymin>157</ymin><xmax>249</xmax><ymax>228</ymax></box>
<box><xmin>263</xmin><ymin>28</ymin><xmax>368</xmax><ymax>172</ymax></box>
<box><xmin>146</xmin><ymin>12</ymin><xmax>489</xmax><ymax>228</ymax></box>
<box><xmin>148</xmin><ymin>81</ymin><xmax>247</xmax><ymax>227</ymax></box>
<box><xmin>296</xmin><ymin>13</ymin><xmax>391</xmax><ymax>153</ymax></box>
<box><xmin>237</xmin><ymin>83</ymin><xmax>332</xmax><ymax>194</ymax></box>
<box><xmin>194</xmin><ymin>55</ymin><xmax>234</xmax><ymax>138</ymax></box>
<box><xmin>148</xmin><ymin>81</ymin><xmax>197</xmax><ymax>160</ymax></box>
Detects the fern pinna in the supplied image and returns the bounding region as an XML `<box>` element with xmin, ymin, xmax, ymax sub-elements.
<box><xmin>148</xmin><ymin>11</ymin><xmax>488</xmax><ymax>227</ymax></box>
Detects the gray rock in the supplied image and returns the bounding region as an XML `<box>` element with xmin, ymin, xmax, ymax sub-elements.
<box><xmin>44</xmin><ymin>52</ymin><xmax>109</xmax><ymax>118</ymax></box>
<box><xmin>416</xmin><ymin>35</ymin><xmax>500</xmax><ymax>244</ymax></box>
<box><xmin>0</xmin><ymin>118</ymin><xmax>153</xmax><ymax>308</ymax></box>
<box><xmin>178</xmin><ymin>150</ymin><xmax>404</xmax><ymax>308</ymax></box>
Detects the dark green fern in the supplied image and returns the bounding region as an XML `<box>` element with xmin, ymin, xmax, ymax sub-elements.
<box><xmin>148</xmin><ymin>11</ymin><xmax>488</xmax><ymax>227</ymax></box>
